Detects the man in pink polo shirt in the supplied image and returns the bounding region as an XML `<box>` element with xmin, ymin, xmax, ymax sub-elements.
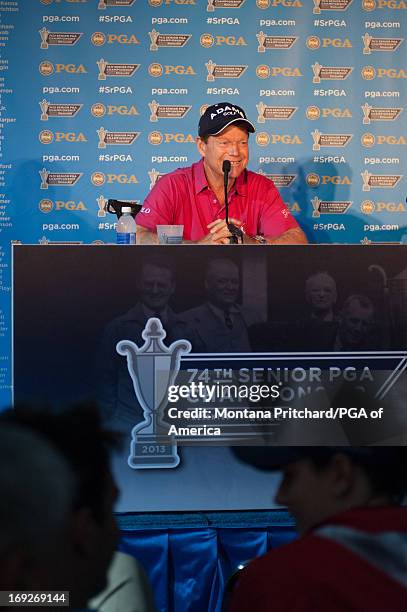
<box><xmin>135</xmin><ymin>102</ymin><xmax>308</xmax><ymax>245</ymax></box>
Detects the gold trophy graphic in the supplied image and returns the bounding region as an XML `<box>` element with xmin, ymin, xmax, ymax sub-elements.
<box><xmin>312</xmin><ymin>129</ymin><xmax>321</xmax><ymax>151</ymax></box>
<box><xmin>97</xmin><ymin>58</ymin><xmax>108</xmax><ymax>81</ymax></box>
<box><xmin>39</xmin><ymin>99</ymin><xmax>50</xmax><ymax>121</ymax></box>
<box><xmin>313</xmin><ymin>0</ymin><xmax>321</xmax><ymax>14</ymax></box>
<box><xmin>117</xmin><ymin>318</ymin><xmax>191</xmax><ymax>469</ymax></box>
<box><xmin>149</xmin><ymin>100</ymin><xmax>159</xmax><ymax>122</ymax></box>
<box><xmin>312</xmin><ymin>196</ymin><xmax>321</xmax><ymax>218</ymax></box>
<box><xmin>39</xmin><ymin>168</ymin><xmax>50</xmax><ymax>190</ymax></box>
<box><xmin>362</xmin><ymin>33</ymin><xmax>373</xmax><ymax>55</ymax></box>
<box><xmin>361</xmin><ymin>170</ymin><xmax>371</xmax><ymax>192</ymax></box>
<box><xmin>97</xmin><ymin>127</ymin><xmax>107</xmax><ymax>149</ymax></box>
<box><xmin>97</xmin><ymin>195</ymin><xmax>107</xmax><ymax>217</ymax></box>
<box><xmin>362</xmin><ymin>103</ymin><xmax>372</xmax><ymax>125</ymax></box>
<box><xmin>149</xmin><ymin>29</ymin><xmax>159</xmax><ymax>52</ymax></box>
<box><xmin>256</xmin><ymin>102</ymin><xmax>267</xmax><ymax>124</ymax></box>
<box><xmin>256</xmin><ymin>31</ymin><xmax>266</xmax><ymax>53</ymax></box>
<box><xmin>312</xmin><ymin>62</ymin><xmax>322</xmax><ymax>84</ymax></box>
<box><xmin>149</xmin><ymin>168</ymin><xmax>160</xmax><ymax>190</ymax></box>
<box><xmin>205</xmin><ymin>60</ymin><xmax>216</xmax><ymax>82</ymax></box>
<box><xmin>39</xmin><ymin>27</ymin><xmax>49</xmax><ymax>50</ymax></box>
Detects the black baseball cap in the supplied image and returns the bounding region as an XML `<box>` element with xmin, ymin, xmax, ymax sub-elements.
<box><xmin>198</xmin><ymin>102</ymin><xmax>255</xmax><ymax>138</ymax></box>
<box><xmin>233</xmin><ymin>446</ymin><xmax>404</xmax><ymax>471</ymax></box>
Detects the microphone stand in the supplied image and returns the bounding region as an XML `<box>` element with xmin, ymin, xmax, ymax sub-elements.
<box><xmin>223</xmin><ymin>160</ymin><xmax>243</xmax><ymax>244</ymax></box>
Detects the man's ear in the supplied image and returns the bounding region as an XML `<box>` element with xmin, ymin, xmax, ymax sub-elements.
<box><xmin>328</xmin><ymin>453</ymin><xmax>355</xmax><ymax>498</ymax></box>
<box><xmin>196</xmin><ymin>137</ymin><xmax>206</xmax><ymax>158</ymax></box>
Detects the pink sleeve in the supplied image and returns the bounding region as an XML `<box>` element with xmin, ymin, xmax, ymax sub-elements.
<box><xmin>135</xmin><ymin>174</ymin><xmax>176</xmax><ymax>230</ymax></box>
<box><xmin>259</xmin><ymin>182</ymin><xmax>299</xmax><ymax>238</ymax></box>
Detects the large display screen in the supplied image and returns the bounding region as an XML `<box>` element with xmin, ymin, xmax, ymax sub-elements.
<box><xmin>13</xmin><ymin>245</ymin><xmax>407</xmax><ymax>510</ymax></box>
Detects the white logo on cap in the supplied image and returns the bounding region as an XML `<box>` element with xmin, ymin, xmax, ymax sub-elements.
<box><xmin>210</xmin><ymin>104</ymin><xmax>244</xmax><ymax>120</ymax></box>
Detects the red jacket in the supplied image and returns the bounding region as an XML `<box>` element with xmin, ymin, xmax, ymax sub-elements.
<box><xmin>230</xmin><ymin>507</ymin><xmax>407</xmax><ymax>612</ymax></box>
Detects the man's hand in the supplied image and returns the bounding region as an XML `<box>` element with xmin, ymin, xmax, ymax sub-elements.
<box><xmin>136</xmin><ymin>225</ymin><xmax>159</xmax><ymax>244</ymax></box>
<box><xmin>199</xmin><ymin>218</ymin><xmax>243</xmax><ymax>245</ymax></box>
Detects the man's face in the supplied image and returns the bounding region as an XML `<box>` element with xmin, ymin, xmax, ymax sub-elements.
<box><xmin>340</xmin><ymin>300</ymin><xmax>373</xmax><ymax>348</ymax></box>
<box><xmin>306</xmin><ymin>274</ymin><xmax>337</xmax><ymax>312</ymax></box>
<box><xmin>275</xmin><ymin>459</ymin><xmax>339</xmax><ymax>536</ymax></box>
<box><xmin>205</xmin><ymin>260</ymin><xmax>239</xmax><ymax>309</ymax></box>
<box><xmin>139</xmin><ymin>264</ymin><xmax>175</xmax><ymax>311</ymax></box>
<box><xmin>197</xmin><ymin>124</ymin><xmax>249</xmax><ymax>184</ymax></box>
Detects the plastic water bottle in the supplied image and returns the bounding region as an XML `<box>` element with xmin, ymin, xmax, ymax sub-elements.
<box><xmin>116</xmin><ymin>206</ymin><xmax>136</xmax><ymax>244</ymax></box>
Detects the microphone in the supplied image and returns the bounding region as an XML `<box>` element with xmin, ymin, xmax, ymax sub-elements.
<box><xmin>222</xmin><ymin>159</ymin><xmax>231</xmax><ymax>210</ymax></box>
<box><xmin>222</xmin><ymin>160</ymin><xmax>243</xmax><ymax>244</ymax></box>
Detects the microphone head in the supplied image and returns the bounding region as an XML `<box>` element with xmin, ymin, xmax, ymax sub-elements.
<box><xmin>222</xmin><ymin>160</ymin><xmax>231</xmax><ymax>173</ymax></box>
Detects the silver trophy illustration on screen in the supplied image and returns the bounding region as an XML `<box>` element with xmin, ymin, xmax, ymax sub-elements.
<box><xmin>117</xmin><ymin>318</ymin><xmax>191</xmax><ymax>469</ymax></box>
